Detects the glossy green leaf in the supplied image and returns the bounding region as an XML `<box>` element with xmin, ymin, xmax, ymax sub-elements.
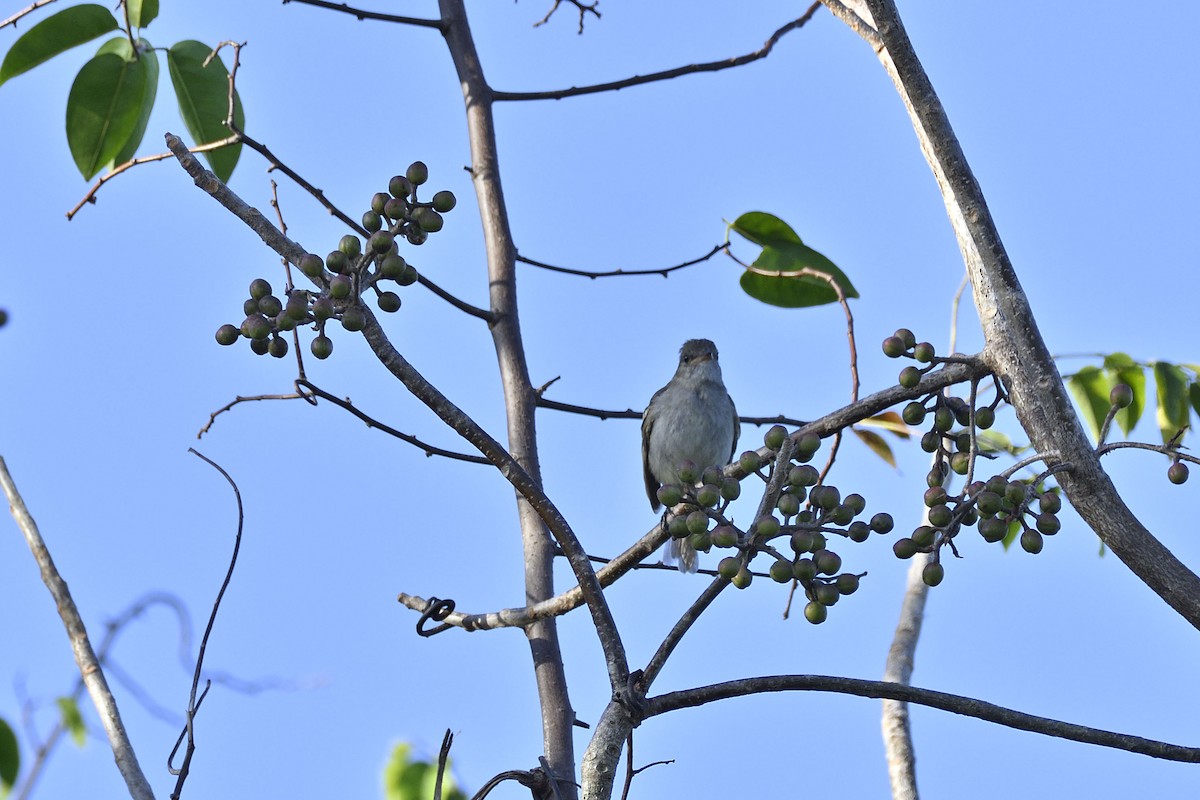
<box><xmin>1153</xmin><ymin>361</ymin><xmax>1190</xmax><ymax>443</ymax></box>
<box><xmin>66</xmin><ymin>52</ymin><xmax>148</xmax><ymax>179</ymax></box>
<box><xmin>55</xmin><ymin>697</ymin><xmax>86</xmax><ymax>747</ymax></box>
<box><xmin>96</xmin><ymin>38</ymin><xmax>159</xmax><ymax>167</ymax></box>
<box><xmin>127</xmin><ymin>0</ymin><xmax>159</xmax><ymax>28</ymax></box>
<box><xmin>0</xmin><ymin>4</ymin><xmax>119</xmax><ymax>86</ymax></box>
<box><xmin>1102</xmin><ymin>353</ymin><xmax>1145</xmax><ymax>437</ymax></box>
<box><xmin>1190</xmin><ymin>381</ymin><xmax>1200</xmax><ymax>419</ymax></box>
<box><xmin>0</xmin><ymin>717</ymin><xmax>17</xmax><ymax>795</ymax></box>
<box><xmin>1000</xmin><ymin>517</ymin><xmax>1022</xmax><ymax>551</ymax></box>
<box><xmin>1066</xmin><ymin>366</ymin><xmax>1110</xmax><ymax>441</ymax></box>
<box><xmin>852</xmin><ymin>427</ymin><xmax>896</xmax><ymax>468</ymax></box>
<box><xmin>168</xmin><ymin>41</ymin><xmax>243</xmax><ymax>182</ymax></box>
<box><xmin>730</xmin><ymin>212</ymin><xmax>858</xmax><ymax>308</ymax></box>
<box><xmin>383</xmin><ymin>742</ymin><xmax>465</xmax><ymax>800</ymax></box>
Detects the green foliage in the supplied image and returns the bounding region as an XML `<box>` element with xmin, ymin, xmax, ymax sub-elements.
<box><xmin>1066</xmin><ymin>354</ymin><xmax>1199</xmax><ymax>444</ymax></box>
<box><xmin>97</xmin><ymin>38</ymin><xmax>159</xmax><ymax>168</ymax></box>
<box><xmin>167</xmin><ymin>40</ymin><xmax>244</xmax><ymax>182</ymax></box>
<box><xmin>0</xmin><ymin>4</ymin><xmax>118</xmax><ymax>86</ymax></box>
<box><xmin>66</xmin><ymin>52</ymin><xmax>149</xmax><ymax>179</ymax></box>
<box><xmin>126</xmin><ymin>0</ymin><xmax>160</xmax><ymax>28</ymax></box>
<box><xmin>0</xmin><ymin>717</ymin><xmax>17</xmax><ymax>797</ymax></box>
<box><xmin>728</xmin><ymin>211</ymin><xmax>858</xmax><ymax>308</ymax></box>
<box><xmin>383</xmin><ymin>743</ymin><xmax>466</xmax><ymax>800</ymax></box>
<box><xmin>55</xmin><ymin>697</ymin><xmax>87</xmax><ymax>747</ymax></box>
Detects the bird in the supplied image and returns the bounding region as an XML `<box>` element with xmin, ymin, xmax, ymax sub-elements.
<box><xmin>642</xmin><ymin>339</ymin><xmax>740</xmax><ymax>572</ymax></box>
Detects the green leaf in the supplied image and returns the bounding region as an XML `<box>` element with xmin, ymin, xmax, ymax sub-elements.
<box><xmin>730</xmin><ymin>212</ymin><xmax>858</xmax><ymax>308</ymax></box>
<box><xmin>96</xmin><ymin>38</ymin><xmax>159</xmax><ymax>167</ymax></box>
<box><xmin>55</xmin><ymin>698</ymin><xmax>86</xmax><ymax>748</ymax></box>
<box><xmin>0</xmin><ymin>717</ymin><xmax>17</xmax><ymax>796</ymax></box>
<box><xmin>0</xmin><ymin>4</ymin><xmax>119</xmax><ymax>86</ymax></box>
<box><xmin>66</xmin><ymin>52</ymin><xmax>148</xmax><ymax>179</ymax></box>
<box><xmin>852</xmin><ymin>427</ymin><xmax>896</xmax><ymax>468</ymax></box>
<box><xmin>127</xmin><ymin>0</ymin><xmax>159</xmax><ymax>28</ymax></box>
<box><xmin>383</xmin><ymin>742</ymin><xmax>465</xmax><ymax>800</ymax></box>
<box><xmin>1000</xmin><ymin>517</ymin><xmax>1022</xmax><ymax>551</ymax></box>
<box><xmin>1066</xmin><ymin>366</ymin><xmax>1110</xmax><ymax>441</ymax></box>
<box><xmin>1153</xmin><ymin>361</ymin><xmax>1190</xmax><ymax>443</ymax></box>
<box><xmin>167</xmin><ymin>40</ymin><xmax>243</xmax><ymax>182</ymax></box>
<box><xmin>1190</xmin><ymin>381</ymin><xmax>1200</xmax><ymax>419</ymax></box>
<box><xmin>1102</xmin><ymin>354</ymin><xmax>1145</xmax><ymax>437</ymax></box>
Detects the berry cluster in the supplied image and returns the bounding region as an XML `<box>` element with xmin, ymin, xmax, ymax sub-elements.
<box><xmin>659</xmin><ymin>424</ymin><xmax>894</xmax><ymax>625</ymax></box>
<box><xmin>214</xmin><ymin>161</ymin><xmax>454</xmax><ymax>360</ymax></box>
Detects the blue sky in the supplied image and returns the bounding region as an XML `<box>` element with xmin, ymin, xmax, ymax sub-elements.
<box><xmin>1</xmin><ymin>2</ymin><xmax>1198</xmax><ymax>798</ymax></box>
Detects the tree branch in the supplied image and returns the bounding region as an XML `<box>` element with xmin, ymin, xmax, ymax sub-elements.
<box><xmin>516</xmin><ymin>243</ymin><xmax>727</xmax><ymax>279</ymax></box>
<box><xmin>1</xmin><ymin>457</ymin><xmax>156</xmax><ymax>800</ymax></box>
<box><xmin>493</xmin><ymin>4</ymin><xmax>823</xmax><ymax>101</ymax></box>
<box><xmin>647</xmin><ymin>675</ymin><xmax>1200</xmax><ymax>762</ymax></box>
<box><xmin>280</xmin><ymin>0</ymin><xmax>444</xmax><ymax>29</ymax></box>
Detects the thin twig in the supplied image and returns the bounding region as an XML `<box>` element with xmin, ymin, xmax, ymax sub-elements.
<box><xmin>0</xmin><ymin>0</ymin><xmax>57</xmax><ymax>30</ymax></box>
<box><xmin>197</xmin><ymin>392</ymin><xmax>307</xmax><ymax>438</ymax></box>
<box><xmin>434</xmin><ymin>729</ymin><xmax>453</xmax><ymax>800</ymax></box>
<box><xmin>493</xmin><ymin>4</ymin><xmax>823</xmax><ymax>101</ymax></box>
<box><xmin>533</xmin><ymin>0</ymin><xmax>600</xmax><ymax>34</ymax></box>
<box><xmin>1</xmin><ymin>457</ymin><xmax>156</xmax><ymax>800</ymax></box>
<box><xmin>516</xmin><ymin>244</ymin><xmax>727</xmax><ymax>279</ymax></box>
<box><xmin>648</xmin><ymin>674</ymin><xmax>1200</xmax><ymax>762</ymax></box>
<box><xmin>281</xmin><ymin>0</ymin><xmax>444</xmax><ymax>29</ymax></box>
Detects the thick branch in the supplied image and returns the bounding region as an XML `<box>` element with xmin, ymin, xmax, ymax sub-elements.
<box><xmin>1</xmin><ymin>457</ymin><xmax>156</xmax><ymax>800</ymax></box>
<box><xmin>647</xmin><ymin>675</ymin><xmax>1200</xmax><ymax>762</ymax></box>
<box><xmin>855</xmin><ymin>0</ymin><xmax>1200</xmax><ymax>629</ymax></box>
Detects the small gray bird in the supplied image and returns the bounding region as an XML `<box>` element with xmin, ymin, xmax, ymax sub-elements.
<box><xmin>642</xmin><ymin>339</ymin><xmax>740</xmax><ymax>572</ymax></box>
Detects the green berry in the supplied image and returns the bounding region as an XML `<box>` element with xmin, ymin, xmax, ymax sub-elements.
<box><xmin>406</xmin><ymin>160</ymin><xmax>429</xmax><ymax>186</ymax></box>
<box><xmin>769</xmin><ymin>560</ymin><xmax>794</xmax><ymax>583</ymax></box>
<box><xmin>933</xmin><ymin>406</ymin><xmax>955</xmax><ymax>432</ymax></box>
<box><xmin>1036</xmin><ymin>513</ymin><xmax>1060</xmax><ymax>535</ymax></box>
<box><xmin>311</xmin><ymin>335</ymin><xmax>333</xmax><ymax>359</ymax></box>
<box><xmin>899</xmin><ymin>366</ymin><xmax>922</xmax><ymax>389</ymax></box>
<box><xmin>249</xmin><ymin>278</ymin><xmax>272</xmax><ymax>300</ymax></box>
<box><xmin>911</xmin><ymin>525</ymin><xmax>935</xmax><ymax>548</ymax></box>
<box><xmin>370</xmin><ymin>192</ymin><xmax>389</xmax><ymax>214</ymax></box>
<box><xmin>362</xmin><ymin>210</ymin><xmax>383</xmax><ymax>233</ymax></box>
<box><xmin>1038</xmin><ymin>491</ymin><xmax>1062</xmax><ymax>514</ymax></box>
<box><xmin>913</xmin><ymin>342</ymin><xmax>936</xmax><ymax>363</ymax></box>
<box><xmin>803</xmin><ymin>601</ymin><xmax>828</xmax><ymax>624</ymax></box>
<box><xmin>696</xmin><ymin>484</ymin><xmax>721</xmax><ymax>508</ymax></box>
<box><xmin>412</xmin><ymin>207</ymin><xmax>444</xmax><ymax>233</ymax></box>
<box><xmin>377</xmin><ymin>291</ymin><xmax>402</xmax><ymax>313</ymax></box>
<box><xmin>312</xmin><ymin>297</ymin><xmax>335</xmax><ymax>321</ymax></box>
<box><xmin>688</xmin><ymin>531</ymin><xmax>712</xmax><ymax>554</ymax></box>
<box><xmin>340</xmin><ymin>308</ymin><xmax>366</xmax><ymax>332</ymax></box>
<box><xmin>432</xmin><ymin>190</ymin><xmax>456</xmax><ymax>212</ymax></box>
<box><xmin>738</xmin><ymin>451</ymin><xmax>762</xmax><ymax>472</ymax></box>
<box><xmin>847</xmin><ymin>521</ymin><xmax>870</xmax><ymax>542</ymax></box>
<box><xmin>384</xmin><ymin>197</ymin><xmax>407</xmax><ymax>220</ymax></box>
<box><xmin>815</xmin><ymin>550</ymin><xmax>842</xmax><ymax>575</ymax></box>
<box><xmin>764</xmin><ymin>424</ymin><xmax>788</xmax><ymax>450</ymax></box>
<box><xmin>298</xmin><ymin>253</ymin><xmax>324</xmax><ymax>278</ymax></box>
<box><xmin>796</xmin><ymin>432</ymin><xmax>821</xmax><ymax>459</ymax></box>
<box><xmin>656</xmin><ymin>483</ymin><xmax>683</xmax><ymax>508</ymax></box>
<box><xmin>249</xmin><ymin>337</ymin><xmax>270</xmax><ymax>356</ymax></box>
<box><xmin>894</xmin><ymin>328</ymin><xmax>917</xmax><ymax>349</ymax></box>
<box><xmin>1168</xmin><ymin>462</ymin><xmax>1189</xmax><ymax>485</ymax></box>
<box><xmin>777</xmin><ymin>492</ymin><xmax>801</xmax><ymax>517</ymax></box>
<box><xmin>711</xmin><ymin>525</ymin><xmax>738</xmax><ymax>548</ymax></box>
<box><xmin>870</xmin><ymin>513</ymin><xmax>894</xmax><ymax>534</ymax></box>
<box><xmin>369</xmin><ymin>230</ymin><xmax>395</xmax><ymax>254</ymax></box>
<box><xmin>268</xmin><ymin>336</ymin><xmax>288</xmax><ymax>358</ymax></box>
<box><xmin>325</xmin><ymin>250</ymin><xmax>349</xmax><ymax>274</ymax></box>
<box><xmin>717</xmin><ymin>556</ymin><xmax>741</xmax><ymax>580</ymax></box>
<box><xmin>893</xmin><ymin>538</ymin><xmax>917</xmax><ymax>559</ymax></box>
<box><xmin>927</xmin><ymin>504</ymin><xmax>952</xmax><ymax>528</ymax></box>
<box><xmin>389</xmin><ymin>175</ymin><xmax>412</xmax><ymax>198</ymax></box>
<box><xmin>329</xmin><ymin>275</ymin><xmax>353</xmax><ymax>299</ymax></box>
<box><xmin>257</xmin><ymin>295</ymin><xmax>283</xmax><ymax>317</ymax></box>
<box><xmin>686</xmin><ymin>510</ymin><xmax>709</xmax><ymax>536</ymax></box>
<box><xmin>243</xmin><ymin>298</ymin><xmax>259</xmax><ymax>316</ymax></box>
<box><xmin>793</xmin><ymin>558</ymin><xmax>816</xmax><ymax>582</ymax></box>
<box><xmin>922</xmin><ymin>562</ymin><xmax>945</xmax><ymax>587</ymax></box>
<box><xmin>1020</xmin><ymin>528</ymin><xmax>1044</xmax><ymax>554</ymax></box>
<box><xmin>668</xmin><ymin>515</ymin><xmax>689</xmax><ymax>539</ymax></box>
<box><xmin>675</xmin><ymin>459</ymin><xmax>699</xmax><ymax>484</ymax></box>
<box><xmin>835</xmin><ymin>573</ymin><xmax>860</xmax><ymax>595</ymax></box>
<box><xmin>755</xmin><ymin>515</ymin><xmax>781</xmax><ymax>538</ymax></box>
<box><xmin>920</xmin><ymin>431</ymin><xmax>941</xmax><ymax>453</ymax></box>
<box><xmin>974</xmin><ymin>406</ymin><xmax>996</xmax><ymax>429</ymax></box>
<box><xmin>240</xmin><ymin>314</ymin><xmax>271</xmax><ymax>340</ymax></box>
<box><xmin>901</xmin><ymin>402</ymin><xmax>926</xmax><ymax>426</ymax></box>
<box><xmin>286</xmin><ymin>292</ymin><xmax>310</xmax><ymax>321</ymax></box>
<box><xmin>731</xmin><ymin>566</ymin><xmax>753</xmax><ymax>589</ymax></box>
<box><xmin>215</xmin><ymin>324</ymin><xmax>240</xmax><ymax>345</ymax></box>
<box><xmin>814</xmin><ymin>583</ymin><xmax>839</xmax><ymax>606</ymax></box>
<box><xmin>1110</xmin><ymin>383</ymin><xmax>1134</xmax><ymax>409</ymax></box>
<box><xmin>979</xmin><ymin>517</ymin><xmax>1007</xmax><ymax>543</ymax></box>
<box><xmin>338</xmin><ymin>235</ymin><xmax>361</xmax><ymax>259</ymax></box>
<box><xmin>882</xmin><ymin>336</ymin><xmax>906</xmax><ymax>358</ymax></box>
<box><xmin>790</xmin><ymin>531</ymin><xmax>814</xmax><ymax>553</ymax></box>
<box><xmin>720</xmin><ymin>477</ymin><xmax>741</xmax><ymax>501</ymax></box>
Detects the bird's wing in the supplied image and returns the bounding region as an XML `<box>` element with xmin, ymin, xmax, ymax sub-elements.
<box><xmin>729</xmin><ymin>395</ymin><xmax>741</xmax><ymax>463</ymax></box>
<box><xmin>642</xmin><ymin>387</ymin><xmax>665</xmax><ymax>510</ymax></box>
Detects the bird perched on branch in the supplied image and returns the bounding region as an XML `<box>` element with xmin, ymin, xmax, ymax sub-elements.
<box><xmin>642</xmin><ymin>339</ymin><xmax>740</xmax><ymax>572</ymax></box>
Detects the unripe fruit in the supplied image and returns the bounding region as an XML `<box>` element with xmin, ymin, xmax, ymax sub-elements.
<box><xmin>688</xmin><ymin>531</ymin><xmax>712</xmax><ymax>553</ymax></box>
<box><xmin>928</xmin><ymin>504</ymin><xmax>952</xmax><ymax>528</ymax></box>
<box><xmin>1005</xmin><ymin>481</ymin><xmax>1028</xmax><ymax>505</ymax></box>
<box><xmin>946</xmin><ymin>396</ymin><xmax>970</xmax><ymax>426</ymax></box>
<box><xmin>311</xmin><ymin>335</ymin><xmax>333</xmax><ymax>359</ymax></box>
<box><xmin>894</xmin><ymin>328</ymin><xmax>917</xmax><ymax>349</ymax></box>
<box><xmin>718</xmin><ymin>556</ymin><xmax>740</xmax><ymax>579</ymax></box>
<box><xmin>844</xmin><ymin>493</ymin><xmax>866</xmax><ymax>515</ymax></box>
<box><xmin>790</xmin><ymin>531</ymin><xmax>815</xmax><ymax>553</ymax></box>
<box><xmin>215</xmin><ymin>324</ymin><xmax>240</xmax><ymax>345</ymax></box>
<box><xmin>298</xmin><ymin>253</ymin><xmax>324</xmax><ymax>278</ymax></box>
<box><xmin>913</xmin><ymin>341</ymin><xmax>936</xmax><ymax>363</ymax></box>
<box><xmin>412</xmin><ymin>207</ymin><xmax>444</xmax><ymax>233</ymax></box>
<box><xmin>268</xmin><ymin>336</ymin><xmax>288</xmax><ymax>358</ymax></box>
<box><xmin>362</xmin><ymin>210</ymin><xmax>383</xmax><ymax>232</ymax></box>
<box><xmin>686</xmin><ymin>510</ymin><xmax>709</xmax><ymax>536</ymax></box>
<box><xmin>920</xmin><ymin>431</ymin><xmax>941</xmax><ymax>453</ymax></box>
<box><xmin>815</xmin><ymin>550</ymin><xmax>842</xmax><ymax>575</ymax></box>
<box><xmin>1110</xmin><ymin>383</ymin><xmax>1134</xmax><ymax>409</ymax></box>
<box><xmin>814</xmin><ymin>583</ymin><xmax>840</xmax><ymax>606</ymax></box>
<box><xmin>377</xmin><ymin>291</ymin><xmax>402</xmax><ymax>313</ymax></box>
<box><xmin>893</xmin><ymin>538</ymin><xmax>917</xmax><ymax>559</ymax></box>
<box><xmin>950</xmin><ymin>451</ymin><xmax>971</xmax><ymax>475</ymax></box>
<box><xmin>899</xmin><ymin>366</ymin><xmax>922</xmax><ymax>389</ymax></box>
<box><xmin>696</xmin><ymin>483</ymin><xmax>721</xmax><ymax>508</ymax></box>
<box><xmin>276</xmin><ymin>314</ymin><xmax>297</xmax><ymax>332</ymax></box>
<box><xmin>389</xmin><ymin>175</ymin><xmax>412</xmax><ymax>198</ymax></box>
<box><xmin>731</xmin><ymin>566</ymin><xmax>753</xmax><ymax>589</ymax></box>
<box><xmin>240</xmin><ymin>314</ymin><xmax>271</xmax><ymax>340</ymax></box>
<box><xmin>329</xmin><ymin>275</ymin><xmax>353</xmax><ymax>299</ymax></box>
<box><xmin>933</xmin><ymin>406</ymin><xmax>955</xmax><ymax>432</ymax></box>
<box><xmin>1168</xmin><ymin>462</ymin><xmax>1190</xmax><ymax>485</ymax></box>
<box><xmin>383</xmin><ymin>197</ymin><xmax>407</xmax><ymax>220</ymax></box>
<box><xmin>701</xmin><ymin>466</ymin><xmax>724</xmax><ymax>486</ymax></box>
<box><xmin>711</xmin><ymin>525</ymin><xmax>738</xmax><ymax>548</ymax></box>
<box><xmin>381</xmin><ymin>255</ymin><xmax>410</xmax><ymax>281</ymax></box>
<box><xmin>796</xmin><ymin>432</ymin><xmax>821</xmax><ymax>458</ymax></box>
<box><xmin>793</xmin><ymin>558</ymin><xmax>816</xmax><ymax>581</ymax></box>
<box><xmin>976</xmin><ymin>491</ymin><xmax>1002</xmax><ymax>516</ymax></box>
<box><xmin>922</xmin><ymin>562</ymin><xmax>945</xmax><ymax>587</ymax></box>
<box><xmin>340</xmin><ymin>308</ymin><xmax>366</xmax><ymax>332</ymax></box>
<box><xmin>1036</xmin><ymin>513</ymin><xmax>1061</xmax><ymax>535</ymax></box>
<box><xmin>810</xmin><ymin>532</ymin><xmax>827</xmax><ymax>551</ymax></box>
<box><xmin>769</xmin><ymin>560</ymin><xmax>794</xmax><ymax>583</ymax></box>
<box><xmin>338</xmin><ymin>234</ymin><xmax>362</xmax><ymax>259</ymax></box>
<box><xmin>258</xmin><ymin>295</ymin><xmax>283</xmax><ymax>317</ymax></box>
<box><xmin>720</xmin><ymin>477</ymin><xmax>741</xmax><ymax>501</ymax></box>
<box><xmin>312</xmin><ymin>297</ymin><xmax>335</xmax><ymax>321</ymax></box>
<box><xmin>370</xmin><ymin>192</ymin><xmax>389</xmax><ymax>214</ymax></box>
<box><xmin>979</xmin><ymin>516</ymin><xmax>1007</xmax><ymax>543</ymax></box>
<box><xmin>249</xmin><ymin>278</ymin><xmax>272</xmax><ymax>300</ymax></box>
<box><xmin>1020</xmin><ymin>528</ymin><xmax>1044</xmax><ymax>554</ymax></box>
<box><xmin>243</xmin><ymin>298</ymin><xmax>260</xmax><ymax>316</ymax></box>
<box><xmin>738</xmin><ymin>450</ymin><xmax>762</xmax><ymax>472</ymax></box>
<box><xmin>926</xmin><ymin>464</ymin><xmax>948</xmax><ymax>488</ymax></box>
<box><xmin>830</xmin><ymin>504</ymin><xmax>854</xmax><ymax>526</ymax></box>
<box><xmin>326</xmin><ymin>250</ymin><xmax>349</xmax><ymax>274</ymax></box>
<box><xmin>985</xmin><ymin>475</ymin><xmax>1009</xmax><ymax>495</ymax></box>
<box><xmin>656</xmin><ymin>483</ymin><xmax>683</xmax><ymax>508</ymax></box>
<box><xmin>835</xmin><ymin>573</ymin><xmax>860</xmax><ymax>595</ymax></box>
<box><xmin>974</xmin><ymin>406</ymin><xmax>996</xmax><ymax>429</ymax></box>
<box><xmin>791</xmin><ymin>465</ymin><xmax>819</xmax><ymax>487</ymax></box>
<box><xmin>432</xmin><ymin>190</ymin><xmax>456</xmax><ymax>212</ymax></box>
<box><xmin>911</xmin><ymin>525</ymin><xmax>935</xmax><ymax>548</ymax></box>
<box><xmin>882</xmin><ymin>336</ymin><xmax>905</xmax><ymax>358</ymax></box>
<box><xmin>668</xmin><ymin>515</ymin><xmax>689</xmax><ymax>539</ymax></box>
<box><xmin>764</xmin><ymin>424</ymin><xmax>788</xmax><ymax>450</ymax></box>
<box><xmin>777</xmin><ymin>492</ymin><xmax>801</xmax><ymax>517</ymax></box>
<box><xmin>847</xmin><ymin>521</ymin><xmax>870</xmax><ymax>542</ymax></box>
<box><xmin>369</xmin><ymin>230</ymin><xmax>395</xmax><ymax>254</ymax></box>
<box><xmin>902</xmin><ymin>402</ymin><xmax>926</xmax><ymax>426</ymax></box>
<box><xmin>1038</xmin><ymin>491</ymin><xmax>1062</xmax><ymax>514</ymax></box>
<box><xmin>406</xmin><ymin>160</ymin><xmax>429</xmax><ymax>186</ymax></box>
<box><xmin>249</xmin><ymin>337</ymin><xmax>269</xmax><ymax>355</ymax></box>
<box><xmin>870</xmin><ymin>513</ymin><xmax>894</xmax><ymax>534</ymax></box>
<box><xmin>804</xmin><ymin>601</ymin><xmax>828</xmax><ymax>624</ymax></box>
<box><xmin>924</xmin><ymin>486</ymin><xmax>947</xmax><ymax>507</ymax></box>
<box><xmin>755</xmin><ymin>515</ymin><xmax>781</xmax><ymax>538</ymax></box>
<box><xmin>675</xmin><ymin>459</ymin><xmax>698</xmax><ymax>484</ymax></box>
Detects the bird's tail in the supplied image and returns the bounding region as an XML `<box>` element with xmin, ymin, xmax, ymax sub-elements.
<box><xmin>667</xmin><ymin>537</ymin><xmax>699</xmax><ymax>574</ymax></box>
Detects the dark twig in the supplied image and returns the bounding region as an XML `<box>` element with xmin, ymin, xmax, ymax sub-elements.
<box><xmin>648</xmin><ymin>675</ymin><xmax>1200</xmax><ymax>762</ymax></box>
<box><xmin>1097</xmin><ymin>441</ymin><xmax>1200</xmax><ymax>467</ymax></box>
<box><xmin>516</xmin><ymin>243</ymin><xmax>727</xmax><ymax>279</ymax></box>
<box><xmin>434</xmin><ymin>729</ymin><xmax>453</xmax><ymax>800</ymax></box>
<box><xmin>281</xmin><ymin>0</ymin><xmax>444</xmax><ymax>29</ymax></box>
<box><xmin>0</xmin><ymin>0</ymin><xmax>57</xmax><ymax>30</ymax></box>
<box><xmin>533</xmin><ymin>0</ymin><xmax>600</xmax><ymax>34</ymax></box>
<box><xmin>197</xmin><ymin>392</ymin><xmax>307</xmax><ymax>438</ymax></box>
<box><xmin>171</xmin><ymin>450</ymin><xmax>246</xmax><ymax>798</ymax></box>
<box><xmin>493</xmin><ymin>4</ymin><xmax>823</xmax><ymax>101</ymax></box>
